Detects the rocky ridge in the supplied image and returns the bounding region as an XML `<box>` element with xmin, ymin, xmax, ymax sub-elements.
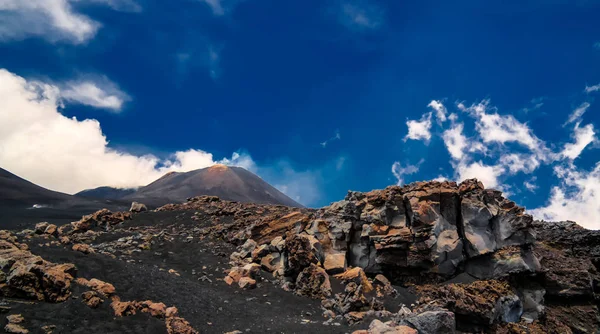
<box><xmin>0</xmin><ymin>179</ymin><xmax>598</xmax><ymax>333</ymax></box>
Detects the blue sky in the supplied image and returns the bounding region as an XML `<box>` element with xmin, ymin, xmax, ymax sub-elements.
<box><xmin>0</xmin><ymin>0</ymin><xmax>599</xmax><ymax>228</ymax></box>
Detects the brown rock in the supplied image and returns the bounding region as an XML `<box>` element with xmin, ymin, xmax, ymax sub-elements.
<box><xmin>373</xmin><ymin>274</ymin><xmax>396</xmax><ymax>297</ymax></box>
<box><xmin>34</xmin><ymin>223</ymin><xmax>49</xmax><ymax>234</ymax></box>
<box><xmin>81</xmin><ymin>291</ymin><xmax>103</xmax><ymax>308</ymax></box>
<box><xmin>76</xmin><ymin>278</ymin><xmax>115</xmax><ymax>297</ymax></box>
<box><xmin>238</xmin><ymin>277</ymin><xmax>257</xmax><ymax>289</ymax></box>
<box><xmin>165</xmin><ymin>306</ymin><xmax>179</xmax><ymax>318</ymax></box>
<box><xmin>139</xmin><ymin>300</ymin><xmax>167</xmax><ymax>318</ymax></box>
<box><xmin>72</xmin><ymin>243</ymin><xmax>94</xmax><ymax>254</ymax></box>
<box><xmin>41</xmin><ymin>325</ymin><xmax>56</xmax><ymax>334</ymax></box>
<box><xmin>110</xmin><ymin>296</ymin><xmax>137</xmax><ymax>316</ymax></box>
<box><xmin>324</xmin><ymin>252</ymin><xmax>347</xmax><ymax>274</ymax></box>
<box><xmin>44</xmin><ymin>225</ymin><xmax>57</xmax><ymax>236</ymax></box>
<box><xmin>334</xmin><ymin>267</ymin><xmax>373</xmax><ymax>293</ymax></box>
<box><xmin>260</xmin><ymin>253</ymin><xmax>282</xmax><ymax>272</ymax></box>
<box><xmin>4</xmin><ymin>323</ymin><xmax>28</xmax><ymax>334</ymax></box>
<box><xmin>251</xmin><ymin>244</ymin><xmax>270</xmax><ymax>260</ymax></box>
<box><xmin>295</xmin><ymin>264</ymin><xmax>332</xmax><ymax>299</ymax></box>
<box><xmin>166</xmin><ymin>316</ymin><xmax>198</xmax><ymax>334</ymax></box>
<box><xmin>6</xmin><ymin>314</ymin><xmax>24</xmax><ymax>324</ymax></box>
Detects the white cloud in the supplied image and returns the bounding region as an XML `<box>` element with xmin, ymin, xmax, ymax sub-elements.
<box><xmin>337</xmin><ymin>1</ymin><xmax>384</xmax><ymax>31</ymax></box>
<box><xmin>585</xmin><ymin>83</ymin><xmax>600</xmax><ymax>94</ymax></box>
<box><xmin>456</xmin><ymin>161</ymin><xmax>504</xmax><ymax>189</ymax></box>
<box><xmin>530</xmin><ymin>163</ymin><xmax>600</xmax><ymax>229</ymax></box>
<box><xmin>460</xmin><ymin>100</ymin><xmax>546</xmax><ymax>154</ymax></box>
<box><xmin>60</xmin><ymin>76</ymin><xmax>131</xmax><ymax>111</ymax></box>
<box><xmin>564</xmin><ymin>102</ymin><xmax>590</xmax><ymax>125</ymax></box>
<box><xmin>442</xmin><ymin>122</ymin><xmax>467</xmax><ymax>160</ymax></box>
<box><xmin>428</xmin><ymin>100</ymin><xmax>447</xmax><ymax>123</ymax></box>
<box><xmin>498</xmin><ymin>153</ymin><xmax>540</xmax><ymax>174</ymax></box>
<box><xmin>524</xmin><ymin>177</ymin><xmax>538</xmax><ymax>192</ymax></box>
<box><xmin>405</xmin><ymin>112</ymin><xmax>432</xmax><ymax>142</ymax></box>
<box><xmin>561</xmin><ymin>123</ymin><xmax>597</xmax><ymax>160</ymax></box>
<box><xmin>0</xmin><ymin>0</ymin><xmax>138</xmax><ymax>44</ymax></box>
<box><xmin>0</xmin><ymin>69</ymin><xmax>322</xmax><ymax>207</ymax></box>
<box><xmin>200</xmin><ymin>0</ymin><xmax>225</xmax><ymax>15</ymax></box>
<box><xmin>391</xmin><ymin>160</ymin><xmax>422</xmax><ymax>186</ymax></box>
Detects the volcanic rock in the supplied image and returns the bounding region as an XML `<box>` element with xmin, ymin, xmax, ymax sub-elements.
<box><xmin>294</xmin><ymin>264</ymin><xmax>331</xmax><ymax>299</ymax></box>
<box><xmin>72</xmin><ymin>243</ymin><xmax>94</xmax><ymax>254</ymax></box>
<box><xmin>81</xmin><ymin>291</ymin><xmax>103</xmax><ymax>308</ymax></box>
<box><xmin>129</xmin><ymin>202</ymin><xmax>148</xmax><ymax>213</ymax></box>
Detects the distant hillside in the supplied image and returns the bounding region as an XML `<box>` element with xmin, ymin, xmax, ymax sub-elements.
<box><xmin>0</xmin><ymin>167</ymin><xmax>79</xmax><ymax>207</ymax></box>
<box><xmin>75</xmin><ymin>186</ymin><xmax>137</xmax><ymax>200</ymax></box>
<box><xmin>123</xmin><ymin>165</ymin><xmax>303</xmax><ymax>207</ymax></box>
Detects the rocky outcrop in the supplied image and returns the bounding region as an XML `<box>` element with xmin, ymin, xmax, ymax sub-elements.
<box><xmin>70</xmin><ymin>209</ymin><xmax>131</xmax><ymax>233</ymax></box>
<box><xmin>0</xmin><ymin>234</ymin><xmax>76</xmax><ymax>302</ymax></box>
<box><xmin>213</xmin><ymin>179</ymin><xmax>541</xmax><ymax>330</ymax></box>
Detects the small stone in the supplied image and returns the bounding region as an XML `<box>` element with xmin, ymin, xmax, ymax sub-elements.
<box><xmin>238</xmin><ymin>277</ymin><xmax>257</xmax><ymax>289</ymax></box>
<box><xmin>72</xmin><ymin>243</ymin><xmax>94</xmax><ymax>254</ymax></box>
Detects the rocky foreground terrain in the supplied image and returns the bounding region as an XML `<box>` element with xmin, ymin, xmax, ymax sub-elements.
<box><xmin>0</xmin><ymin>179</ymin><xmax>598</xmax><ymax>333</ymax></box>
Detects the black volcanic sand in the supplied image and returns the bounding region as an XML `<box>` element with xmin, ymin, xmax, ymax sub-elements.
<box><xmin>3</xmin><ymin>210</ymin><xmax>413</xmax><ymax>334</ymax></box>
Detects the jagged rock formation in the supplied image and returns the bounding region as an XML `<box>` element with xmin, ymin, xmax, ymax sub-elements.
<box><xmin>303</xmin><ymin>179</ymin><xmax>538</xmax><ymax>283</ymax></box>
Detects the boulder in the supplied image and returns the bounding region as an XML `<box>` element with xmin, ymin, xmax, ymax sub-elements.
<box><xmin>295</xmin><ymin>264</ymin><xmax>331</xmax><ymax>299</ymax></box>
<box><xmin>166</xmin><ymin>316</ymin><xmax>198</xmax><ymax>334</ymax></box>
<box><xmin>76</xmin><ymin>278</ymin><xmax>115</xmax><ymax>297</ymax></box>
<box><xmin>34</xmin><ymin>223</ymin><xmax>49</xmax><ymax>234</ymax></box>
<box><xmin>72</xmin><ymin>243</ymin><xmax>94</xmax><ymax>254</ymax></box>
<box><xmin>238</xmin><ymin>239</ymin><xmax>257</xmax><ymax>259</ymax></box>
<box><xmin>129</xmin><ymin>202</ymin><xmax>148</xmax><ymax>213</ymax></box>
<box><xmin>334</xmin><ymin>267</ymin><xmax>373</xmax><ymax>293</ymax></box>
<box><xmin>238</xmin><ymin>277</ymin><xmax>257</xmax><ymax>289</ymax></box>
<box><xmin>403</xmin><ymin>310</ymin><xmax>456</xmax><ymax>334</ymax></box>
<box><xmin>81</xmin><ymin>291</ymin><xmax>103</xmax><ymax>308</ymax></box>
<box><xmin>139</xmin><ymin>300</ymin><xmax>167</xmax><ymax>318</ymax></box>
<box><xmin>324</xmin><ymin>252</ymin><xmax>347</xmax><ymax>274</ymax></box>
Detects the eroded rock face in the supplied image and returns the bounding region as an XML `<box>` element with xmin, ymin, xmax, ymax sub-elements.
<box><xmin>293</xmin><ymin>180</ymin><xmax>537</xmax><ymax>284</ymax></box>
<box><xmin>415</xmin><ymin>280</ymin><xmax>522</xmax><ymax>331</ymax></box>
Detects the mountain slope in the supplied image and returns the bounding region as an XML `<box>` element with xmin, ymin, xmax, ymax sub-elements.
<box><xmin>75</xmin><ymin>186</ymin><xmax>137</xmax><ymax>200</ymax></box>
<box><xmin>123</xmin><ymin>165</ymin><xmax>303</xmax><ymax>207</ymax></box>
<box><xmin>0</xmin><ymin>167</ymin><xmax>77</xmax><ymax>207</ymax></box>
